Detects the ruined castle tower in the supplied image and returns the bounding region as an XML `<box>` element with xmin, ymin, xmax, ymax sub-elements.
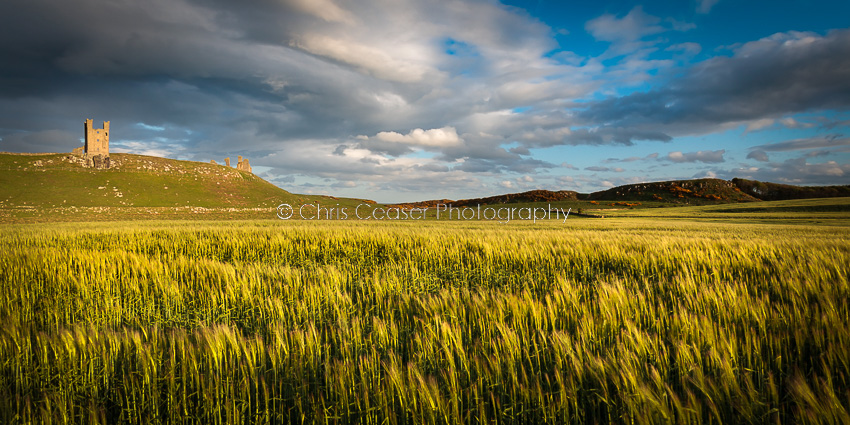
<box><xmin>84</xmin><ymin>119</ymin><xmax>109</xmax><ymax>155</ymax></box>
<box><xmin>236</xmin><ymin>155</ymin><xmax>252</xmax><ymax>173</ymax></box>
<box><xmin>83</xmin><ymin>119</ymin><xmax>110</xmax><ymax>168</ymax></box>
<box><xmin>212</xmin><ymin>155</ymin><xmax>252</xmax><ymax>173</ymax></box>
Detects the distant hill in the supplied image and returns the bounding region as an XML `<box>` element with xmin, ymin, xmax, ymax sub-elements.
<box><xmin>587</xmin><ymin>178</ymin><xmax>760</xmax><ymax>204</ymax></box>
<box><xmin>0</xmin><ymin>152</ymin><xmax>367</xmax><ymax>209</ymax></box>
<box><xmin>388</xmin><ymin>189</ymin><xmax>578</xmax><ymax>209</ymax></box>
<box><xmin>389</xmin><ymin>178</ymin><xmax>850</xmax><ymax>210</ymax></box>
<box><xmin>731</xmin><ymin>178</ymin><xmax>850</xmax><ymax>201</ymax></box>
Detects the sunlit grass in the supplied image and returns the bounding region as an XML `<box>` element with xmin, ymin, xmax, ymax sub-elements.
<box><xmin>1</xmin><ymin>218</ymin><xmax>848</xmax><ymax>424</ymax></box>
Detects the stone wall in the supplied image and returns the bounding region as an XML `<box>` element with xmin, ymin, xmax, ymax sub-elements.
<box><xmin>213</xmin><ymin>156</ymin><xmax>253</xmax><ymax>173</ymax></box>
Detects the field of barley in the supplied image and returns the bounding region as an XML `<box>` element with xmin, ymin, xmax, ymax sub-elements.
<box><xmin>1</xmin><ymin>216</ymin><xmax>848</xmax><ymax>424</ymax></box>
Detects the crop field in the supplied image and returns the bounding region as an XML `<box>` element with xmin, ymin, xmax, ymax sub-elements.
<box><xmin>1</xmin><ymin>214</ymin><xmax>849</xmax><ymax>424</ymax></box>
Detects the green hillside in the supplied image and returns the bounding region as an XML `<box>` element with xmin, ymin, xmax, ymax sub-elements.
<box><xmin>587</xmin><ymin>178</ymin><xmax>760</xmax><ymax>204</ymax></box>
<box><xmin>0</xmin><ymin>152</ymin><xmax>365</xmax><ymax>209</ymax></box>
<box><xmin>732</xmin><ymin>177</ymin><xmax>850</xmax><ymax>200</ymax></box>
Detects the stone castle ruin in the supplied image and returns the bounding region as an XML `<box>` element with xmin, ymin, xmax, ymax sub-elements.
<box><xmin>68</xmin><ymin>118</ymin><xmax>253</xmax><ymax>173</ymax></box>
<box><xmin>210</xmin><ymin>155</ymin><xmax>252</xmax><ymax>173</ymax></box>
<box><xmin>71</xmin><ymin>119</ymin><xmax>111</xmax><ymax>168</ymax></box>
<box><xmin>85</xmin><ymin>119</ymin><xmax>109</xmax><ymax>156</ymax></box>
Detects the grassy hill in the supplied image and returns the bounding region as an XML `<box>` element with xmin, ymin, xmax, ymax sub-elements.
<box><xmin>0</xmin><ymin>152</ymin><xmax>370</xmax><ymax>210</ymax></box>
<box><xmin>732</xmin><ymin>178</ymin><xmax>850</xmax><ymax>201</ymax></box>
<box><xmin>386</xmin><ymin>179</ymin><xmax>762</xmax><ymax>213</ymax></box>
<box><xmin>586</xmin><ymin>178</ymin><xmax>760</xmax><ymax>204</ymax></box>
<box><xmin>389</xmin><ymin>178</ymin><xmax>850</xmax><ymax>213</ymax></box>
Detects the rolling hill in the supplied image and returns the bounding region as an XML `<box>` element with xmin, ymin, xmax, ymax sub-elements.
<box><xmin>4</xmin><ymin>151</ymin><xmax>847</xmax><ymax>218</ymax></box>
<box><xmin>389</xmin><ymin>178</ymin><xmax>850</xmax><ymax>210</ymax></box>
<box><xmin>731</xmin><ymin>178</ymin><xmax>850</xmax><ymax>201</ymax></box>
<box><xmin>0</xmin><ymin>152</ymin><xmax>370</xmax><ymax>209</ymax></box>
<box><xmin>387</xmin><ymin>189</ymin><xmax>579</xmax><ymax>210</ymax></box>
<box><xmin>586</xmin><ymin>178</ymin><xmax>761</xmax><ymax>204</ymax></box>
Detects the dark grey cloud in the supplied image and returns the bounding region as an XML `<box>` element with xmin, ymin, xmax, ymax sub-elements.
<box><xmin>332</xmin><ymin>145</ymin><xmax>348</xmax><ymax>156</ymax></box>
<box><xmin>0</xmin><ymin>0</ymin><xmax>568</xmax><ymax>160</ymax></box>
<box><xmin>508</xmin><ymin>146</ymin><xmax>531</xmax><ymax>155</ymax></box>
<box><xmin>746</xmin><ymin>150</ymin><xmax>769</xmax><ymax>162</ymax></box>
<box><xmin>514</xmin><ymin>126</ymin><xmax>672</xmax><ymax>148</ymax></box>
<box><xmin>0</xmin><ymin>0</ymin><xmax>377</xmax><ymax>157</ymax></box>
<box><xmin>805</xmin><ymin>150</ymin><xmax>834</xmax><ymax>158</ymax></box>
<box><xmin>354</xmin><ymin>140</ymin><xmax>416</xmax><ymax>157</ymax></box>
<box><xmin>752</xmin><ymin>135</ymin><xmax>850</xmax><ymax>152</ymax></box>
<box><xmin>449</xmin><ymin>153</ymin><xmax>555</xmax><ymax>174</ymax></box>
<box><xmin>584</xmin><ymin>166</ymin><xmax>626</xmax><ymax>172</ymax></box>
<box><xmin>0</xmin><ymin>130</ymin><xmax>78</xmax><ymax>153</ymax></box>
<box><xmin>577</xmin><ymin>29</ymin><xmax>850</xmax><ymax>140</ymax></box>
<box><xmin>602</xmin><ymin>152</ymin><xmax>660</xmax><ymax>163</ymax></box>
<box><xmin>823</xmin><ymin>119</ymin><xmax>850</xmax><ymax>130</ymax></box>
<box><xmin>0</xmin><ymin>0</ymin><xmax>447</xmax><ymax>141</ymax></box>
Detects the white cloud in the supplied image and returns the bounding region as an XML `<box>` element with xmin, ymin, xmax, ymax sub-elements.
<box><xmin>779</xmin><ymin>117</ymin><xmax>815</xmax><ymax>129</ymax></box>
<box><xmin>724</xmin><ymin>157</ymin><xmax>849</xmax><ymax>184</ymax></box>
<box><xmin>372</xmin><ymin>127</ymin><xmax>462</xmax><ymax>148</ymax></box>
<box><xmin>666</xmin><ymin>150</ymin><xmax>725</xmax><ymax>163</ymax></box>
<box><xmin>135</xmin><ymin>122</ymin><xmax>165</xmax><ymax>131</ymax></box>
<box><xmin>745</xmin><ymin>118</ymin><xmax>775</xmax><ymax>132</ymax></box>
<box><xmin>291</xmin><ymin>34</ymin><xmax>437</xmax><ymax>83</ymax></box>
<box><xmin>585</xmin><ymin>7</ymin><xmax>665</xmax><ymax>43</ymax></box>
<box><xmin>693</xmin><ymin>170</ymin><xmax>718</xmax><ymax>178</ymax></box>
<box><xmin>285</xmin><ymin>0</ymin><xmax>356</xmax><ymax>24</ymax></box>
<box><xmin>666</xmin><ymin>42</ymin><xmax>702</xmax><ymax>56</ymax></box>
<box><xmin>697</xmin><ymin>0</ymin><xmax>720</xmax><ymax>14</ymax></box>
<box><xmin>112</xmin><ymin>140</ymin><xmax>186</xmax><ymax>158</ymax></box>
<box><xmin>584</xmin><ymin>6</ymin><xmax>694</xmax><ymax>67</ymax></box>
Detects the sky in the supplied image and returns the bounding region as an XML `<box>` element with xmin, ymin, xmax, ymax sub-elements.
<box><xmin>1</xmin><ymin>0</ymin><xmax>849</xmax><ymax>202</ymax></box>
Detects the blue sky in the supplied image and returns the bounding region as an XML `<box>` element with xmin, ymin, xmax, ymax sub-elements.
<box><xmin>1</xmin><ymin>0</ymin><xmax>848</xmax><ymax>202</ymax></box>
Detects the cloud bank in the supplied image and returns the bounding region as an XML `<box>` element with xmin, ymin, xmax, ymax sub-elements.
<box><xmin>0</xmin><ymin>0</ymin><xmax>847</xmax><ymax>201</ymax></box>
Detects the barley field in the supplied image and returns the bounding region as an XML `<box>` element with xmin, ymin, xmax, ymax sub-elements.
<box><xmin>1</xmin><ymin>218</ymin><xmax>848</xmax><ymax>424</ymax></box>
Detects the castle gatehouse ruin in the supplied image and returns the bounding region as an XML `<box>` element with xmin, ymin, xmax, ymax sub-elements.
<box><xmin>68</xmin><ymin>118</ymin><xmax>253</xmax><ymax>173</ymax></box>
<box><xmin>72</xmin><ymin>119</ymin><xmax>111</xmax><ymax>168</ymax></box>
